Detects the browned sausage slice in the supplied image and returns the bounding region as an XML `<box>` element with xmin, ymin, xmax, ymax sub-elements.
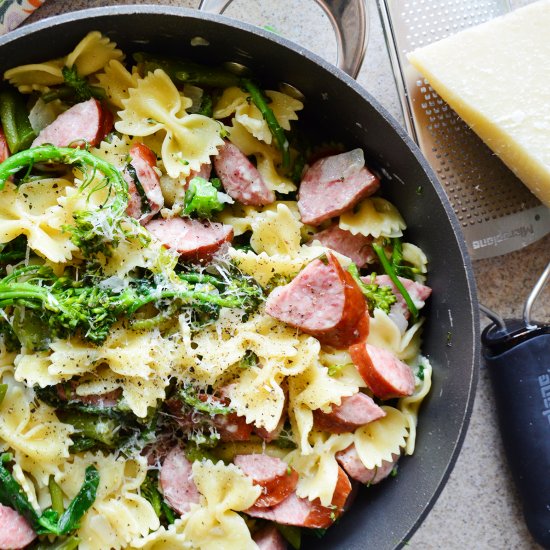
<box><xmin>0</xmin><ymin>127</ymin><xmax>9</xmax><ymax>162</ymax></box>
<box><xmin>213</xmin><ymin>141</ymin><xmax>275</xmax><ymax>205</ymax></box>
<box><xmin>312</xmin><ymin>224</ymin><xmax>374</xmax><ymax>267</ymax></box>
<box><xmin>313</xmin><ymin>392</ymin><xmax>386</xmax><ymax>434</ymax></box>
<box><xmin>253</xmin><ymin>525</ymin><xmax>288</xmax><ymax>550</ymax></box>
<box><xmin>31</xmin><ymin>99</ymin><xmax>112</xmax><ymax>148</ymax></box>
<box><xmin>265</xmin><ymin>252</ymin><xmax>368</xmax><ymax>348</ymax></box>
<box><xmin>336</xmin><ymin>445</ymin><xmax>399</xmax><ymax>485</ymax></box>
<box><xmin>246</xmin><ymin>465</ymin><xmax>352</xmax><ymax>529</ymax></box>
<box><xmin>159</xmin><ymin>447</ymin><xmax>200</xmax><ymax>515</ymax></box>
<box><xmin>146</xmin><ymin>217</ymin><xmax>233</xmax><ymax>263</ymax></box>
<box><xmin>124</xmin><ymin>143</ymin><xmax>163</xmax><ymax>224</ymax></box>
<box><xmin>297</xmin><ymin>149</ymin><xmax>379</xmax><ymax>225</ymax></box>
<box><xmin>349</xmin><ymin>343</ymin><xmax>415</xmax><ymax>399</ymax></box>
<box><xmin>0</xmin><ymin>503</ymin><xmax>37</xmax><ymax>549</ymax></box>
<box><xmin>234</xmin><ymin>454</ymin><xmax>298</xmax><ymax>508</ymax></box>
<box><xmin>214</xmin><ymin>411</ymin><xmax>254</xmax><ymax>442</ymax></box>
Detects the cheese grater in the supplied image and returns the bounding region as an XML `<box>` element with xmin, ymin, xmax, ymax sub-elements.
<box><xmin>377</xmin><ymin>0</ymin><xmax>550</xmax><ymax>260</ymax></box>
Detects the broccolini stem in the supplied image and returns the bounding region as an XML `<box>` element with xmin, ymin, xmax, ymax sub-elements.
<box><xmin>0</xmin><ymin>145</ymin><xmax>128</xmax><ymax>213</ymax></box>
<box><xmin>49</xmin><ymin>475</ymin><xmax>65</xmax><ymax>516</ymax></box>
<box><xmin>372</xmin><ymin>243</ymin><xmax>418</xmax><ymax>321</ymax></box>
<box><xmin>133</xmin><ymin>53</ymin><xmax>241</xmax><ymax>88</ymax></box>
<box><xmin>177</xmin><ymin>273</ymin><xmax>226</xmax><ymax>288</ymax></box>
<box><xmin>58</xmin><ymin>411</ymin><xmax>120</xmax><ymax>447</ymax></box>
<box><xmin>124</xmin><ymin>287</ymin><xmax>253</xmax><ymax>315</ymax></box>
<box><xmin>241</xmin><ymin>78</ymin><xmax>290</xmax><ymax>169</ymax></box>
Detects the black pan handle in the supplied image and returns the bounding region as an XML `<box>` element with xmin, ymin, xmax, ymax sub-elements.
<box><xmin>484</xmin><ymin>330</ymin><xmax>550</xmax><ymax>548</ymax></box>
<box><xmin>197</xmin><ymin>0</ymin><xmax>369</xmax><ymax>78</ymax></box>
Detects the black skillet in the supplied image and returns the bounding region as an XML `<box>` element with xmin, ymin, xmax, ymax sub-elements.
<box><xmin>0</xmin><ymin>5</ymin><xmax>479</xmax><ymax>549</ymax></box>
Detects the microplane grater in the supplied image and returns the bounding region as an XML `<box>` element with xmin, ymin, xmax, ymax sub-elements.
<box><xmin>376</xmin><ymin>0</ymin><xmax>550</xmax><ymax>260</ymax></box>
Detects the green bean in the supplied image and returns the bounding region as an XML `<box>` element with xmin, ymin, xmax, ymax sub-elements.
<box><xmin>0</xmin><ymin>87</ymin><xmax>35</xmax><ymax>153</ymax></box>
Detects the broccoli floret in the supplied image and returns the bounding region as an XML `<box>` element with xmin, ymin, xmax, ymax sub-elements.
<box><xmin>183</xmin><ymin>176</ymin><xmax>229</xmax><ymax>218</ymax></box>
<box><xmin>347</xmin><ymin>263</ymin><xmax>397</xmax><ymax>315</ymax></box>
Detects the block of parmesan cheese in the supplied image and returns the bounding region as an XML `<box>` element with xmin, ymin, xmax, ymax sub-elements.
<box><xmin>408</xmin><ymin>0</ymin><xmax>550</xmax><ymax>208</ymax></box>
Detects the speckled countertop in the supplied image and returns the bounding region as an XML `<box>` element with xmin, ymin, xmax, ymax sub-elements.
<box><xmin>21</xmin><ymin>0</ymin><xmax>550</xmax><ymax>548</ymax></box>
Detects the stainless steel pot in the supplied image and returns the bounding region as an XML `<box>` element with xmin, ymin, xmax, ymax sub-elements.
<box><xmin>0</xmin><ymin>5</ymin><xmax>479</xmax><ymax>549</ymax></box>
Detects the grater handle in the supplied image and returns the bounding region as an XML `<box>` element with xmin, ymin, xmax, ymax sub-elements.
<box><xmin>198</xmin><ymin>0</ymin><xmax>368</xmax><ymax>78</ymax></box>
<box><xmin>484</xmin><ymin>331</ymin><xmax>550</xmax><ymax>548</ymax></box>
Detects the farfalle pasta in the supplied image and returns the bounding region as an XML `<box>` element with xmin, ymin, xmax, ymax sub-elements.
<box><xmin>0</xmin><ymin>31</ymin><xmax>434</xmax><ymax>549</ymax></box>
<box><xmin>5</xmin><ymin>31</ymin><xmax>123</xmax><ymax>93</ymax></box>
<box><xmin>0</xmin><ymin>179</ymin><xmax>79</xmax><ymax>263</ymax></box>
<box><xmin>214</xmin><ymin>87</ymin><xmax>303</xmax><ymax>145</ymax></box>
<box><xmin>339</xmin><ymin>196</ymin><xmax>406</xmax><ymax>238</ymax></box>
<box><xmin>116</xmin><ymin>69</ymin><xmax>225</xmax><ymax>178</ymax></box>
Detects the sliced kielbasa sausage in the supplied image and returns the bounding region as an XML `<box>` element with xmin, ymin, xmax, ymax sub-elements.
<box><xmin>0</xmin><ymin>127</ymin><xmax>9</xmax><ymax>163</ymax></box>
<box><xmin>146</xmin><ymin>217</ymin><xmax>233</xmax><ymax>263</ymax></box>
<box><xmin>312</xmin><ymin>224</ymin><xmax>374</xmax><ymax>268</ymax></box>
<box><xmin>159</xmin><ymin>447</ymin><xmax>200</xmax><ymax>515</ymax></box>
<box><xmin>253</xmin><ymin>525</ymin><xmax>288</xmax><ymax>550</ymax></box>
<box><xmin>31</xmin><ymin>99</ymin><xmax>112</xmax><ymax>148</ymax></box>
<box><xmin>336</xmin><ymin>445</ymin><xmax>399</xmax><ymax>485</ymax></box>
<box><xmin>349</xmin><ymin>343</ymin><xmax>415</xmax><ymax>399</ymax></box>
<box><xmin>234</xmin><ymin>454</ymin><xmax>298</xmax><ymax>508</ymax></box>
<box><xmin>213</xmin><ymin>141</ymin><xmax>275</xmax><ymax>206</ymax></box>
<box><xmin>214</xmin><ymin>410</ymin><xmax>254</xmax><ymax>442</ymax></box>
<box><xmin>246</xmin><ymin>465</ymin><xmax>352</xmax><ymax>529</ymax></box>
<box><xmin>313</xmin><ymin>392</ymin><xmax>386</xmax><ymax>434</ymax></box>
<box><xmin>0</xmin><ymin>503</ymin><xmax>37</xmax><ymax>549</ymax></box>
<box><xmin>297</xmin><ymin>149</ymin><xmax>379</xmax><ymax>226</ymax></box>
<box><xmin>265</xmin><ymin>252</ymin><xmax>368</xmax><ymax>348</ymax></box>
<box><xmin>124</xmin><ymin>143</ymin><xmax>164</xmax><ymax>224</ymax></box>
